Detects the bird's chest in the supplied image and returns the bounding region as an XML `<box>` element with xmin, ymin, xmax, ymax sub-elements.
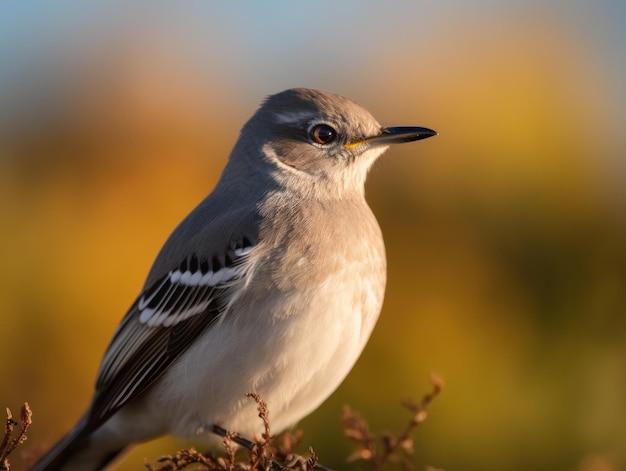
<box><xmin>263</xmin><ymin>197</ymin><xmax>382</xmax><ymax>269</ymax></box>
<box><xmin>253</xmin><ymin>203</ymin><xmax>387</xmax><ymax>331</ymax></box>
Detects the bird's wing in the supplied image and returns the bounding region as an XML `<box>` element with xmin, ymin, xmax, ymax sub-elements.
<box><xmin>86</xmin><ymin>244</ymin><xmax>254</xmax><ymax>430</ymax></box>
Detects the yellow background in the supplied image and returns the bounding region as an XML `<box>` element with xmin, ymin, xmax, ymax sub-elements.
<box><xmin>1</xmin><ymin>2</ymin><xmax>624</xmax><ymax>470</ymax></box>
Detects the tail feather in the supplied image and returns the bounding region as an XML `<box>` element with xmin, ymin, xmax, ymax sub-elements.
<box><xmin>30</xmin><ymin>418</ymin><xmax>126</xmax><ymax>471</ymax></box>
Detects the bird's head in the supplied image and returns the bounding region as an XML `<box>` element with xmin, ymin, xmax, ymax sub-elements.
<box><xmin>230</xmin><ymin>88</ymin><xmax>436</xmax><ymax>196</ymax></box>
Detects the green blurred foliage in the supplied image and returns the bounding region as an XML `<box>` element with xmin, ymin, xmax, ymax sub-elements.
<box><xmin>1</xmin><ymin>2</ymin><xmax>624</xmax><ymax>471</ymax></box>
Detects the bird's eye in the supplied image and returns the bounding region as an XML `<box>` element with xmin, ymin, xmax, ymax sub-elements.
<box><xmin>310</xmin><ymin>124</ymin><xmax>337</xmax><ymax>145</ymax></box>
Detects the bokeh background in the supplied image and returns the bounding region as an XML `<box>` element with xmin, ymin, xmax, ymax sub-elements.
<box><xmin>1</xmin><ymin>1</ymin><xmax>625</xmax><ymax>470</ymax></box>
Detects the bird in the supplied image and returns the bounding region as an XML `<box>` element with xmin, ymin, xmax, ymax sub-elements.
<box><xmin>32</xmin><ymin>88</ymin><xmax>436</xmax><ymax>470</ymax></box>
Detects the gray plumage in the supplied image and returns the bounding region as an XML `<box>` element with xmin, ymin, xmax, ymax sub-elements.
<box><xmin>32</xmin><ymin>88</ymin><xmax>436</xmax><ymax>471</ymax></box>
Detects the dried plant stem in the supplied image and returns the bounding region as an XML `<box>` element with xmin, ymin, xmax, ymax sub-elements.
<box><xmin>343</xmin><ymin>375</ymin><xmax>443</xmax><ymax>471</ymax></box>
<box><xmin>0</xmin><ymin>403</ymin><xmax>33</xmax><ymax>470</ymax></box>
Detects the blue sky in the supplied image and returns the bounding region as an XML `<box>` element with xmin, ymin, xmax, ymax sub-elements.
<box><xmin>2</xmin><ymin>1</ymin><xmax>624</xmax><ymax>94</ymax></box>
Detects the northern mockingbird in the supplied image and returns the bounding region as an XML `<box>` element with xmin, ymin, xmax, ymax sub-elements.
<box><xmin>32</xmin><ymin>88</ymin><xmax>436</xmax><ymax>470</ymax></box>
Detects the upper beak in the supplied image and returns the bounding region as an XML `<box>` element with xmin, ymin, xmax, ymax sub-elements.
<box><xmin>345</xmin><ymin>126</ymin><xmax>437</xmax><ymax>149</ymax></box>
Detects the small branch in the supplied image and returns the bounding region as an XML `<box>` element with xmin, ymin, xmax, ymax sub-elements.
<box><xmin>146</xmin><ymin>394</ymin><xmax>326</xmax><ymax>471</ymax></box>
<box><xmin>245</xmin><ymin>393</ymin><xmax>273</xmax><ymax>471</ymax></box>
<box><xmin>342</xmin><ymin>375</ymin><xmax>443</xmax><ymax>471</ymax></box>
<box><xmin>0</xmin><ymin>403</ymin><xmax>33</xmax><ymax>470</ymax></box>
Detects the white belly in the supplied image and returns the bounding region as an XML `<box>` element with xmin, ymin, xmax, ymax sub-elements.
<box><xmin>150</xmin><ymin>269</ymin><xmax>382</xmax><ymax>441</ymax></box>
<box><xmin>114</xmin><ymin>243</ymin><xmax>383</xmax><ymax>442</ymax></box>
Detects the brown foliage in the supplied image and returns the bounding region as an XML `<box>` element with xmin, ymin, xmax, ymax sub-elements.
<box><xmin>145</xmin><ymin>393</ymin><xmax>320</xmax><ymax>471</ymax></box>
<box><xmin>10</xmin><ymin>377</ymin><xmax>444</xmax><ymax>470</ymax></box>
<box><xmin>342</xmin><ymin>375</ymin><xmax>443</xmax><ymax>471</ymax></box>
<box><xmin>147</xmin><ymin>377</ymin><xmax>443</xmax><ymax>471</ymax></box>
<box><xmin>0</xmin><ymin>403</ymin><xmax>32</xmax><ymax>470</ymax></box>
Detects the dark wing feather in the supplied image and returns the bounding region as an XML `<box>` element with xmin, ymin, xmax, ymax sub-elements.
<box><xmin>84</xmin><ymin>248</ymin><xmax>252</xmax><ymax>432</ymax></box>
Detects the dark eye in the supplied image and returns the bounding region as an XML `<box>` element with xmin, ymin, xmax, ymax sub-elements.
<box><xmin>310</xmin><ymin>124</ymin><xmax>337</xmax><ymax>145</ymax></box>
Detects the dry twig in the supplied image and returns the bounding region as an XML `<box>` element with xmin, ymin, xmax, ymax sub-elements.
<box><xmin>145</xmin><ymin>394</ymin><xmax>320</xmax><ymax>471</ymax></box>
<box><xmin>0</xmin><ymin>403</ymin><xmax>33</xmax><ymax>470</ymax></box>
<box><xmin>342</xmin><ymin>375</ymin><xmax>443</xmax><ymax>471</ymax></box>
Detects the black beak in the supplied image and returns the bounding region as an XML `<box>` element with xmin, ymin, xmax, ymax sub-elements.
<box><xmin>345</xmin><ymin>126</ymin><xmax>437</xmax><ymax>149</ymax></box>
<box><xmin>373</xmin><ymin>126</ymin><xmax>438</xmax><ymax>145</ymax></box>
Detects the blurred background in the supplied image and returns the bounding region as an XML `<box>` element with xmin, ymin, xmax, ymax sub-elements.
<box><xmin>1</xmin><ymin>1</ymin><xmax>625</xmax><ymax>470</ymax></box>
